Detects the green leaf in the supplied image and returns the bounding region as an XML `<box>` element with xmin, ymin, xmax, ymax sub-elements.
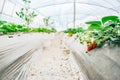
<box><xmin>102</xmin><ymin>16</ymin><xmax>119</xmax><ymax>24</ymax></box>
<box><xmin>86</xmin><ymin>21</ymin><xmax>102</xmax><ymax>26</ymax></box>
<box><xmin>16</xmin><ymin>12</ymin><xmax>19</xmax><ymax>16</ymax></box>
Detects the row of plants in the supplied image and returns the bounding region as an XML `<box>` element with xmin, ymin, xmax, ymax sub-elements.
<box><xmin>31</xmin><ymin>27</ymin><xmax>56</xmax><ymax>33</ymax></box>
<box><xmin>0</xmin><ymin>20</ymin><xmax>56</xmax><ymax>35</ymax></box>
<box><xmin>76</xmin><ymin>16</ymin><xmax>120</xmax><ymax>52</ymax></box>
<box><xmin>0</xmin><ymin>0</ymin><xmax>56</xmax><ymax>35</ymax></box>
<box><xmin>64</xmin><ymin>27</ymin><xmax>85</xmax><ymax>37</ymax></box>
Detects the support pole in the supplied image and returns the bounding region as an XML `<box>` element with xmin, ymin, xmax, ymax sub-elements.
<box><xmin>73</xmin><ymin>0</ymin><xmax>76</xmax><ymax>28</ymax></box>
<box><xmin>0</xmin><ymin>0</ymin><xmax>6</xmax><ymax>14</ymax></box>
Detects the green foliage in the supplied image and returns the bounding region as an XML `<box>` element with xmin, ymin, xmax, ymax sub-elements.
<box><xmin>86</xmin><ymin>21</ymin><xmax>103</xmax><ymax>31</ymax></box>
<box><xmin>64</xmin><ymin>27</ymin><xmax>85</xmax><ymax>34</ymax></box>
<box><xmin>0</xmin><ymin>20</ymin><xmax>57</xmax><ymax>35</ymax></box>
<box><xmin>86</xmin><ymin>21</ymin><xmax>101</xmax><ymax>25</ymax></box>
<box><xmin>23</xmin><ymin>0</ymin><xmax>31</xmax><ymax>3</ymax></box>
<box><xmin>0</xmin><ymin>20</ymin><xmax>7</xmax><ymax>25</ymax></box>
<box><xmin>77</xmin><ymin>15</ymin><xmax>120</xmax><ymax>48</ymax></box>
<box><xmin>21</xmin><ymin>27</ymin><xmax>31</xmax><ymax>32</ymax></box>
<box><xmin>43</xmin><ymin>17</ymin><xmax>54</xmax><ymax>27</ymax></box>
<box><xmin>31</xmin><ymin>27</ymin><xmax>56</xmax><ymax>33</ymax></box>
<box><xmin>101</xmin><ymin>16</ymin><xmax>119</xmax><ymax>24</ymax></box>
<box><xmin>16</xmin><ymin>0</ymin><xmax>37</xmax><ymax>28</ymax></box>
<box><xmin>87</xmin><ymin>24</ymin><xmax>103</xmax><ymax>31</ymax></box>
<box><xmin>43</xmin><ymin>17</ymin><xmax>50</xmax><ymax>26</ymax></box>
<box><xmin>51</xmin><ymin>27</ymin><xmax>57</xmax><ymax>32</ymax></box>
<box><xmin>0</xmin><ymin>21</ymin><xmax>25</xmax><ymax>34</ymax></box>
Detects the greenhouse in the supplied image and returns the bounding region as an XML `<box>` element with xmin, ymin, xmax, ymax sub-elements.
<box><xmin>0</xmin><ymin>0</ymin><xmax>120</xmax><ymax>80</ymax></box>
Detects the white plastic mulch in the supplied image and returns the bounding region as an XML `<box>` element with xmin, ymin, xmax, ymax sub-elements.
<box><xmin>0</xmin><ymin>33</ymin><xmax>83</xmax><ymax>80</ymax></box>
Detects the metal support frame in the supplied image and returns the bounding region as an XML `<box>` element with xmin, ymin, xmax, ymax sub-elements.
<box><xmin>73</xmin><ymin>0</ymin><xmax>76</xmax><ymax>27</ymax></box>
<box><xmin>1</xmin><ymin>0</ymin><xmax>6</xmax><ymax>14</ymax></box>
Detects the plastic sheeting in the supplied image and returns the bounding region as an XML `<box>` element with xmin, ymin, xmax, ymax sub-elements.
<box><xmin>64</xmin><ymin>34</ymin><xmax>120</xmax><ymax>80</ymax></box>
<box><xmin>9</xmin><ymin>0</ymin><xmax>120</xmax><ymax>27</ymax></box>
<box><xmin>0</xmin><ymin>33</ymin><xmax>82</xmax><ymax>80</ymax></box>
<box><xmin>0</xmin><ymin>33</ymin><xmax>52</xmax><ymax>80</ymax></box>
<box><xmin>0</xmin><ymin>33</ymin><xmax>120</xmax><ymax>80</ymax></box>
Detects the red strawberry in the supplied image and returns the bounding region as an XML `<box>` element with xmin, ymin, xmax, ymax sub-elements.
<box><xmin>92</xmin><ymin>42</ymin><xmax>97</xmax><ymax>48</ymax></box>
<box><xmin>87</xmin><ymin>45</ymin><xmax>93</xmax><ymax>51</ymax></box>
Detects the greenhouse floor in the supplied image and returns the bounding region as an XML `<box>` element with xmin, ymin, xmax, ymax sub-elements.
<box><xmin>0</xmin><ymin>33</ymin><xmax>83</xmax><ymax>80</ymax></box>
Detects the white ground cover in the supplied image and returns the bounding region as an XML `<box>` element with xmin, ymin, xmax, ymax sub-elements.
<box><xmin>0</xmin><ymin>33</ymin><xmax>83</xmax><ymax>80</ymax></box>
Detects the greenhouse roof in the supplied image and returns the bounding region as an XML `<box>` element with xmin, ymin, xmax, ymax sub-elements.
<box><xmin>1</xmin><ymin>0</ymin><xmax>120</xmax><ymax>29</ymax></box>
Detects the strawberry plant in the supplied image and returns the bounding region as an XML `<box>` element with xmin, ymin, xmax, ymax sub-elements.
<box><xmin>86</xmin><ymin>21</ymin><xmax>103</xmax><ymax>31</ymax></box>
<box><xmin>31</xmin><ymin>27</ymin><xmax>56</xmax><ymax>33</ymax></box>
<box><xmin>64</xmin><ymin>27</ymin><xmax>84</xmax><ymax>34</ymax></box>
<box><xmin>76</xmin><ymin>15</ymin><xmax>120</xmax><ymax>52</ymax></box>
<box><xmin>0</xmin><ymin>20</ymin><xmax>56</xmax><ymax>34</ymax></box>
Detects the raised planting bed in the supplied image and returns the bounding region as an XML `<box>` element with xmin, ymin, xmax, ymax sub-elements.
<box><xmin>64</xmin><ymin>36</ymin><xmax>120</xmax><ymax>80</ymax></box>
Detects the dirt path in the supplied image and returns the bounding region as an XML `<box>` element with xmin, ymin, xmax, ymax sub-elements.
<box><xmin>28</xmin><ymin>33</ymin><xmax>81</xmax><ymax>80</ymax></box>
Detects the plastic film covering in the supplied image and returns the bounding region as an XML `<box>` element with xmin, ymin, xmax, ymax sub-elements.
<box><xmin>8</xmin><ymin>0</ymin><xmax>120</xmax><ymax>28</ymax></box>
